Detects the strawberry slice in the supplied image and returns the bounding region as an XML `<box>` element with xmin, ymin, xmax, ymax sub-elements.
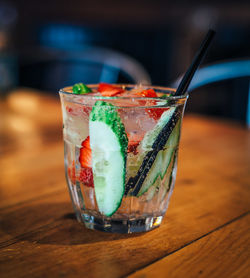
<box><xmin>66</xmin><ymin>106</ymin><xmax>80</xmax><ymax>116</ymax></box>
<box><xmin>79</xmin><ymin>167</ymin><xmax>94</xmax><ymax>187</ymax></box>
<box><xmin>128</xmin><ymin>142</ymin><xmax>140</xmax><ymax>155</ymax></box>
<box><xmin>136</xmin><ymin>88</ymin><xmax>157</xmax><ymax>98</ymax></box>
<box><xmin>127</xmin><ymin>133</ymin><xmax>144</xmax><ymax>155</ymax></box>
<box><xmin>146</xmin><ymin>108</ymin><xmax>166</xmax><ymax>120</ymax></box>
<box><xmin>98</xmin><ymin>83</ymin><xmax>124</xmax><ymax>97</ymax></box>
<box><xmin>66</xmin><ymin>105</ymin><xmax>91</xmax><ymax>116</ymax></box>
<box><xmin>82</xmin><ymin>106</ymin><xmax>92</xmax><ymax>115</ymax></box>
<box><xmin>79</xmin><ymin>136</ymin><xmax>92</xmax><ymax>168</ymax></box>
<box><xmin>136</xmin><ymin>88</ymin><xmax>166</xmax><ymax>120</ymax></box>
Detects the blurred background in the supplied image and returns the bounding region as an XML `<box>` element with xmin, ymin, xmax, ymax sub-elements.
<box><xmin>0</xmin><ymin>0</ymin><xmax>250</xmax><ymax>124</ymax></box>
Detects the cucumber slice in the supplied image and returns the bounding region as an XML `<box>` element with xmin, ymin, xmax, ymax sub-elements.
<box><xmin>125</xmin><ymin>108</ymin><xmax>176</xmax><ymax>195</ymax></box>
<box><xmin>146</xmin><ymin>175</ymin><xmax>161</xmax><ymax>201</ymax></box>
<box><xmin>137</xmin><ymin>149</ymin><xmax>163</xmax><ymax>196</ymax></box>
<box><xmin>137</xmin><ymin>119</ymin><xmax>181</xmax><ymax>197</ymax></box>
<box><xmin>140</xmin><ymin>107</ymin><xmax>175</xmax><ymax>151</ymax></box>
<box><xmin>160</xmin><ymin>150</ymin><xmax>176</xmax><ymax>201</ymax></box>
<box><xmin>160</xmin><ymin>119</ymin><xmax>181</xmax><ymax>178</ymax></box>
<box><xmin>89</xmin><ymin>101</ymin><xmax>128</xmax><ymax>216</ymax></box>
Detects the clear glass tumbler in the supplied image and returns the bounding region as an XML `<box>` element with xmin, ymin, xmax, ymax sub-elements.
<box><xmin>59</xmin><ymin>85</ymin><xmax>188</xmax><ymax>233</ymax></box>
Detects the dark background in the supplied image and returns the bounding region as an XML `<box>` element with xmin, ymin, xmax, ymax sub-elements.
<box><xmin>0</xmin><ymin>0</ymin><xmax>249</xmax><ymax>124</ymax></box>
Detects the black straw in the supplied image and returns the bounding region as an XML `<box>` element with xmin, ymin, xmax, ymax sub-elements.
<box><xmin>174</xmin><ymin>29</ymin><xmax>216</xmax><ymax>96</ymax></box>
<box><xmin>126</xmin><ymin>29</ymin><xmax>216</xmax><ymax>196</ymax></box>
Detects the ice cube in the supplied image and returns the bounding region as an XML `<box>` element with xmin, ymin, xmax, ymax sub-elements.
<box><xmin>63</xmin><ymin>105</ymin><xmax>89</xmax><ymax>146</ymax></box>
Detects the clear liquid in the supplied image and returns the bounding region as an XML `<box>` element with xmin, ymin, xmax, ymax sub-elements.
<box><xmin>60</xmin><ymin>93</ymin><xmax>184</xmax><ymax>232</ymax></box>
<box><xmin>64</xmin><ymin>138</ymin><xmax>179</xmax><ymax>222</ymax></box>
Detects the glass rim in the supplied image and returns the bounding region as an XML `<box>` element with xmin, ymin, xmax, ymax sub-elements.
<box><xmin>59</xmin><ymin>84</ymin><xmax>189</xmax><ymax>102</ymax></box>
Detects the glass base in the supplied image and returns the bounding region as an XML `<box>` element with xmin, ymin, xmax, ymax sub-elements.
<box><xmin>81</xmin><ymin>214</ymin><xmax>163</xmax><ymax>233</ymax></box>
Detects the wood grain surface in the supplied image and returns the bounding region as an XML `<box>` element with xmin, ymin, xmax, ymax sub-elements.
<box><xmin>128</xmin><ymin>214</ymin><xmax>250</xmax><ymax>278</ymax></box>
<box><xmin>0</xmin><ymin>89</ymin><xmax>249</xmax><ymax>278</ymax></box>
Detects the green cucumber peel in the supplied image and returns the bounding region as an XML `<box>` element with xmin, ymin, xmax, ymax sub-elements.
<box><xmin>137</xmin><ymin>119</ymin><xmax>181</xmax><ymax>197</ymax></box>
<box><xmin>90</xmin><ymin>101</ymin><xmax>128</xmax><ymax>158</ymax></box>
<box><xmin>89</xmin><ymin>101</ymin><xmax>128</xmax><ymax>217</ymax></box>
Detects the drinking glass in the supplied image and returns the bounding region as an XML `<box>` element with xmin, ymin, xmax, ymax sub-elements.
<box><xmin>59</xmin><ymin>85</ymin><xmax>188</xmax><ymax>233</ymax></box>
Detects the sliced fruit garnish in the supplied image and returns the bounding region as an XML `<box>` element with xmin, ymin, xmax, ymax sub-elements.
<box><xmin>127</xmin><ymin>133</ymin><xmax>144</xmax><ymax>155</ymax></box>
<box><xmin>146</xmin><ymin>108</ymin><xmax>166</xmax><ymax>120</ymax></box>
<box><xmin>136</xmin><ymin>88</ymin><xmax>157</xmax><ymax>98</ymax></box>
<box><xmin>79</xmin><ymin>167</ymin><xmax>94</xmax><ymax>187</ymax></box>
<box><xmin>79</xmin><ymin>136</ymin><xmax>92</xmax><ymax>168</ymax></box>
<box><xmin>140</xmin><ymin>108</ymin><xmax>176</xmax><ymax>151</ymax></box>
<box><xmin>66</xmin><ymin>106</ymin><xmax>80</xmax><ymax>116</ymax></box>
<box><xmin>135</xmin><ymin>88</ymin><xmax>165</xmax><ymax>120</ymax></box>
<box><xmin>73</xmin><ymin>83</ymin><xmax>92</xmax><ymax>94</ymax></box>
<box><xmin>98</xmin><ymin>83</ymin><xmax>124</xmax><ymax>97</ymax></box>
<box><xmin>136</xmin><ymin>120</ymin><xmax>180</xmax><ymax>196</ymax></box>
<box><xmin>128</xmin><ymin>142</ymin><xmax>140</xmax><ymax>155</ymax></box>
<box><xmin>125</xmin><ymin>108</ymin><xmax>180</xmax><ymax>196</ymax></box>
<box><xmin>82</xmin><ymin>106</ymin><xmax>92</xmax><ymax>115</ymax></box>
<box><xmin>89</xmin><ymin>101</ymin><xmax>128</xmax><ymax>216</ymax></box>
<box><xmin>66</xmin><ymin>105</ymin><xmax>91</xmax><ymax>116</ymax></box>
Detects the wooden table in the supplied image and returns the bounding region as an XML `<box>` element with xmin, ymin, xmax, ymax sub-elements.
<box><xmin>0</xmin><ymin>89</ymin><xmax>249</xmax><ymax>278</ymax></box>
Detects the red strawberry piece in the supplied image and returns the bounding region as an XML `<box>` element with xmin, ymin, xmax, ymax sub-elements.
<box><xmin>79</xmin><ymin>136</ymin><xmax>92</xmax><ymax>168</ymax></box>
<box><xmin>146</xmin><ymin>108</ymin><xmax>167</xmax><ymax>120</ymax></box>
<box><xmin>135</xmin><ymin>89</ymin><xmax>166</xmax><ymax>120</ymax></box>
<box><xmin>66</xmin><ymin>105</ymin><xmax>91</xmax><ymax>116</ymax></box>
<box><xmin>82</xmin><ymin>106</ymin><xmax>92</xmax><ymax>115</ymax></box>
<box><xmin>128</xmin><ymin>142</ymin><xmax>140</xmax><ymax>155</ymax></box>
<box><xmin>127</xmin><ymin>133</ymin><xmax>144</xmax><ymax>155</ymax></box>
<box><xmin>66</xmin><ymin>106</ymin><xmax>79</xmax><ymax>116</ymax></box>
<box><xmin>79</xmin><ymin>167</ymin><xmax>94</xmax><ymax>187</ymax></box>
<box><xmin>136</xmin><ymin>89</ymin><xmax>157</xmax><ymax>98</ymax></box>
<box><xmin>66</xmin><ymin>105</ymin><xmax>81</xmax><ymax>116</ymax></box>
<box><xmin>66</xmin><ymin>106</ymin><xmax>73</xmax><ymax>113</ymax></box>
<box><xmin>98</xmin><ymin>83</ymin><xmax>124</xmax><ymax>97</ymax></box>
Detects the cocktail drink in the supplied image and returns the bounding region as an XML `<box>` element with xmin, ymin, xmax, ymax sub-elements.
<box><xmin>59</xmin><ymin>83</ymin><xmax>188</xmax><ymax>233</ymax></box>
